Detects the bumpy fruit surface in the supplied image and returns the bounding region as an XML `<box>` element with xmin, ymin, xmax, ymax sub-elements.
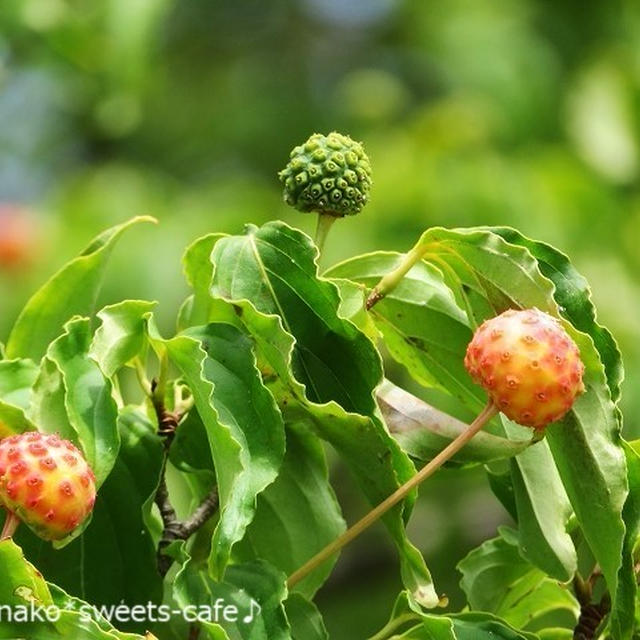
<box><xmin>464</xmin><ymin>308</ymin><xmax>585</xmax><ymax>429</ymax></box>
<box><xmin>278</xmin><ymin>132</ymin><xmax>372</xmax><ymax>216</ymax></box>
<box><xmin>0</xmin><ymin>432</ymin><xmax>96</xmax><ymax>540</ymax></box>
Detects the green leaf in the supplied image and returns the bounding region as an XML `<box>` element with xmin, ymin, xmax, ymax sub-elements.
<box><xmin>29</xmin><ymin>317</ymin><xmax>120</xmax><ymax>488</ymax></box>
<box><xmin>392</xmin><ymin>616</ymin><xmax>540</xmax><ymax>640</ymax></box>
<box><xmin>210</xmin><ymin>223</ymin><xmax>384</xmax><ymax>411</ymax></box>
<box><xmin>174</xmin><ymin>557</ymin><xmax>291</xmax><ymax>640</ymax></box>
<box><xmin>47</xmin><ymin>584</ymin><xmax>159</xmax><ymax>640</ymax></box>
<box><xmin>449</xmin><ymin>613</ymin><xmax>540</xmax><ymax>639</ymax></box>
<box><xmin>544</xmin><ymin>393</ymin><xmax>625</xmax><ymax>596</ymax></box>
<box><xmin>377</xmin><ymin>591</ymin><xmax>541</xmax><ymax>640</ymax></box>
<box><xmin>485</xmin><ymin>464</ymin><xmax>517</xmax><ymax>520</ymax></box>
<box><xmin>153</xmin><ymin>321</ymin><xmax>285</xmax><ymax>578</ymax></box>
<box><xmin>0</xmin><ymin>539</ymin><xmax>57</xmax><ymax>639</ymax></box>
<box><xmin>330</xmin><ymin>277</ymin><xmax>380</xmax><ymax>343</ymax></box>
<box><xmin>536</xmin><ymin>631</ymin><xmax>572</xmax><ymax>640</ymax></box>
<box><xmin>457</xmin><ymin>527</ymin><xmax>578</xmax><ymax>629</ymax></box>
<box><xmin>378</xmin><ymin>380</ymin><xmax>529</xmax><ymax>464</ymax></box>
<box><xmin>234</xmin><ymin>422</ymin><xmax>346</xmax><ymax>598</ymax></box>
<box><xmin>168</xmin><ymin>408</ymin><xmax>215</xmax><ymax>478</ymax></box>
<box><xmin>458</xmin><ymin>526</ymin><xmax>531</xmax><ymax>612</ymax></box>
<box><xmin>0</xmin><ymin>358</ymin><xmax>39</xmax><ymax>408</ymax></box>
<box><xmin>91</xmin><ymin>300</ymin><xmax>158</xmax><ymax>377</ymax></box>
<box><xmin>16</xmin><ymin>407</ymin><xmax>164</xmax><ymax>630</ymax></box>
<box><xmin>5</xmin><ymin>216</ymin><xmax>156</xmax><ymax>361</ymax></box>
<box><xmin>178</xmin><ymin>233</ymin><xmax>227</xmax><ymax>330</ymax></box>
<box><xmin>505</xmin><ymin>431</ymin><xmax>576</xmax><ymax>581</ymax></box>
<box><xmin>0</xmin><ymin>401</ymin><xmax>36</xmax><ymax>438</ymax></box>
<box><xmin>0</xmin><ymin>540</ymin><xmax>151</xmax><ymax>639</ymax></box>
<box><xmin>0</xmin><ymin>539</ymin><xmax>53</xmax><ymax>606</ymax></box>
<box><xmin>610</xmin><ymin>441</ymin><xmax>640</xmax><ymax>639</ymax></box>
<box><xmin>206</xmin><ymin>221</ymin><xmax>440</xmax><ymax>607</ymax></box>
<box><xmin>284</xmin><ymin>593</ymin><xmax>328</xmax><ymax>640</ymax></box>
<box><xmin>0</xmin><ymin>359</ymin><xmax>39</xmax><ymax>437</ymax></box>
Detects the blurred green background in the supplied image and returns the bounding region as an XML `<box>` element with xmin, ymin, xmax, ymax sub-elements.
<box><xmin>1</xmin><ymin>0</ymin><xmax>639</xmax><ymax>636</ymax></box>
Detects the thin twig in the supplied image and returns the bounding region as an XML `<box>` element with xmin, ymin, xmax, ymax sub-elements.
<box><xmin>137</xmin><ymin>355</ymin><xmax>220</xmax><ymax>579</ymax></box>
<box><xmin>181</xmin><ymin>489</ymin><xmax>220</xmax><ymax>538</ymax></box>
<box><xmin>149</xmin><ymin>377</ymin><xmax>219</xmax><ymax>576</ymax></box>
<box><xmin>156</xmin><ymin>485</ymin><xmax>220</xmax><ymax>544</ymax></box>
<box><xmin>155</xmin><ymin>484</ymin><xmax>219</xmax><ymax>577</ymax></box>
<box><xmin>155</xmin><ymin>471</ymin><xmax>179</xmax><ymax>532</ymax></box>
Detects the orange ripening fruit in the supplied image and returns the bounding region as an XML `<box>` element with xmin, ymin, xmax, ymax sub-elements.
<box><xmin>464</xmin><ymin>308</ymin><xmax>585</xmax><ymax>429</ymax></box>
<box><xmin>0</xmin><ymin>432</ymin><xmax>96</xmax><ymax>540</ymax></box>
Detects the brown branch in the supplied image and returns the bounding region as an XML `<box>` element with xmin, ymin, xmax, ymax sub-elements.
<box><xmin>150</xmin><ymin>378</ymin><xmax>180</xmax><ymax>445</ymax></box>
<box><xmin>573</xmin><ymin>593</ymin><xmax>610</xmax><ymax>640</ymax></box>
<box><xmin>181</xmin><ymin>489</ymin><xmax>220</xmax><ymax>538</ymax></box>
<box><xmin>155</xmin><ymin>484</ymin><xmax>219</xmax><ymax>577</ymax></box>
<box><xmin>155</xmin><ymin>474</ymin><xmax>179</xmax><ymax>536</ymax></box>
<box><xmin>572</xmin><ymin>571</ymin><xmax>610</xmax><ymax>640</ymax></box>
<box><xmin>149</xmin><ymin>378</ymin><xmax>219</xmax><ymax>577</ymax></box>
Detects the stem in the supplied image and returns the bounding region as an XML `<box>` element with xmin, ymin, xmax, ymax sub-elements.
<box><xmin>1</xmin><ymin>510</ymin><xmax>21</xmax><ymax>540</ymax></box>
<box><xmin>150</xmin><ymin>351</ymin><xmax>180</xmax><ymax>443</ymax></box>
<box><xmin>156</xmin><ymin>475</ymin><xmax>219</xmax><ymax>577</ymax></box>
<box><xmin>155</xmin><ymin>432</ymin><xmax>219</xmax><ymax>577</ymax></box>
<box><xmin>573</xmin><ymin>573</ymin><xmax>592</xmax><ymax>607</ymax></box>
<box><xmin>366</xmin><ymin>243</ymin><xmax>427</xmax><ymax>310</ymax></box>
<box><xmin>314</xmin><ymin>213</ymin><xmax>337</xmax><ymax>257</ymax></box>
<box><xmin>287</xmin><ymin>401</ymin><xmax>498</xmax><ymax>588</ymax></box>
<box><xmin>182</xmin><ymin>489</ymin><xmax>220</xmax><ymax>535</ymax></box>
<box><xmin>367</xmin><ymin>613</ymin><xmax>421</xmax><ymax>640</ymax></box>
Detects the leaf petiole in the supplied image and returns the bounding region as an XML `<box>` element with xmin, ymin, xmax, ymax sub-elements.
<box><xmin>366</xmin><ymin>242</ymin><xmax>427</xmax><ymax>309</ymax></box>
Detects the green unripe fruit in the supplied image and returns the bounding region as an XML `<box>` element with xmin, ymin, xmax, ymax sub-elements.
<box><xmin>279</xmin><ymin>132</ymin><xmax>372</xmax><ymax>217</ymax></box>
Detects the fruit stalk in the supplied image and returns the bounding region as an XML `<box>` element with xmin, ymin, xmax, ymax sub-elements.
<box><xmin>0</xmin><ymin>510</ymin><xmax>20</xmax><ymax>540</ymax></box>
<box><xmin>287</xmin><ymin>400</ymin><xmax>498</xmax><ymax>588</ymax></box>
<box><xmin>314</xmin><ymin>213</ymin><xmax>337</xmax><ymax>256</ymax></box>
